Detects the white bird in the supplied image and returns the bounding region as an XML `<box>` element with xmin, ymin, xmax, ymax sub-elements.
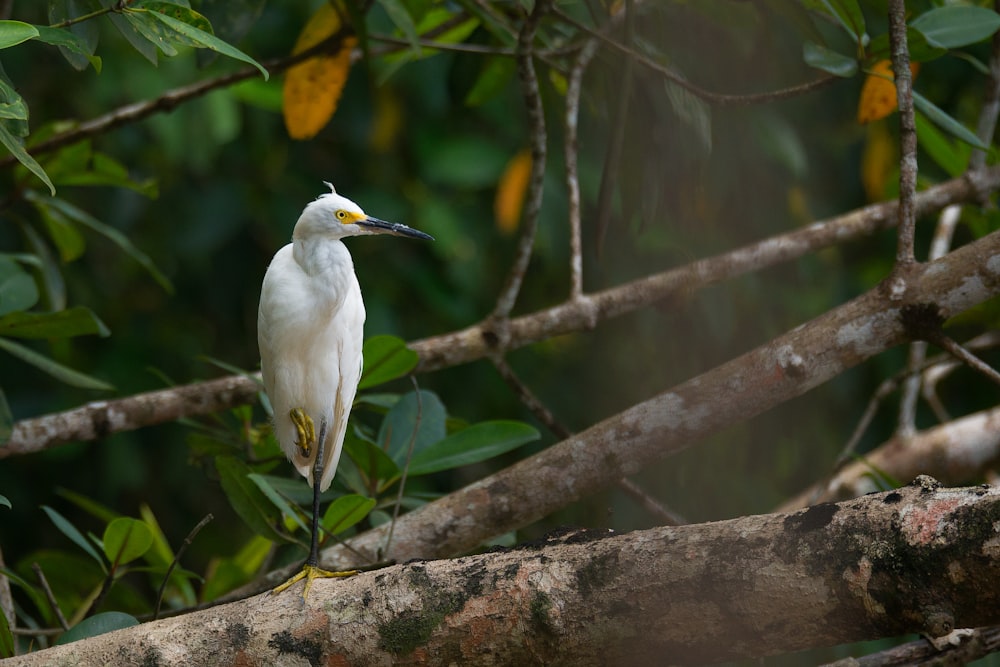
<box><xmin>257</xmin><ymin>183</ymin><xmax>432</xmax><ymax>596</ymax></box>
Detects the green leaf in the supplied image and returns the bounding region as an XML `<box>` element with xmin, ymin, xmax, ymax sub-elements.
<box><xmin>465</xmin><ymin>57</ymin><xmax>517</xmax><ymax>106</ymax></box>
<box><xmin>407</xmin><ymin>420</ymin><xmax>539</xmax><ymax>476</ymax></box>
<box><xmin>359</xmin><ymin>335</ymin><xmax>419</xmax><ymax>389</ymax></box>
<box><xmin>37</xmin><ymin>200</ymin><xmax>86</xmax><ymax>262</ymax></box>
<box><xmin>57</xmin><ymin>487</ymin><xmax>120</xmax><ymax>524</ymax></box>
<box><xmin>0</xmin><ymin>307</ymin><xmax>109</xmax><ymax>339</ymax></box>
<box><xmin>321</xmin><ymin>494</ymin><xmax>375</xmax><ymax>535</ymax></box>
<box><xmin>802</xmin><ymin>41</ymin><xmax>857</xmax><ymax>77</ymax></box>
<box><xmin>41</xmin><ymin>505</ymin><xmax>105</xmax><ymax>567</ymax></box>
<box><xmin>122</xmin><ymin>8</ymin><xmax>178</xmax><ymax>56</ymax></box>
<box><xmin>0</xmin><ymin>337</ymin><xmax>114</xmax><ymax>390</ymax></box>
<box><xmin>103</xmin><ymin>517</ymin><xmax>154</xmax><ymax>566</ymax></box>
<box><xmin>0</xmin><ymin>123</ymin><xmax>55</xmax><ymax>195</ymax></box>
<box><xmin>31</xmin><ymin>25</ymin><xmax>101</xmax><ymax>71</ymax></box>
<box><xmin>0</xmin><ymin>21</ymin><xmax>39</xmax><ymax>49</ymax></box>
<box><xmin>0</xmin><ymin>494</ymin><xmax>10</xmax><ymax>510</ymax></box>
<box><xmin>27</xmin><ymin>193</ymin><xmax>173</xmax><ymax>293</ymax></box>
<box><xmin>915</xmin><ymin>112</ymin><xmax>968</xmax><ymax>178</ymax></box>
<box><xmin>248</xmin><ymin>473</ymin><xmax>310</xmax><ymax>533</ymax></box>
<box><xmin>819</xmin><ymin>0</ymin><xmax>866</xmax><ymax>45</ymax></box>
<box><xmin>215</xmin><ymin>456</ymin><xmax>291</xmax><ymax>543</ymax></box>
<box><xmin>20</xmin><ymin>222</ymin><xmax>66</xmax><ymax>311</ymax></box>
<box><xmin>47</xmin><ymin>0</ymin><xmax>102</xmax><ymax>71</ymax></box>
<box><xmin>380</xmin><ymin>0</ymin><xmax>419</xmax><ymax>52</ymax></box>
<box><xmin>344</xmin><ymin>431</ymin><xmax>401</xmax><ymax>486</ymax></box>
<box><xmin>134</xmin><ymin>5</ymin><xmax>269</xmax><ymax>80</ymax></box>
<box><xmin>913</xmin><ymin>90</ymin><xmax>989</xmax><ymax>151</ymax></box>
<box><xmin>911</xmin><ymin>6</ymin><xmax>1000</xmax><ymax>50</ymax></box>
<box><xmin>376</xmin><ymin>390</ymin><xmax>447</xmax><ymax>464</ymax></box>
<box><xmin>54</xmin><ymin>612</ymin><xmax>139</xmax><ymax>645</ymax></box>
<box><xmin>0</xmin><ymin>255</ymin><xmax>39</xmax><ymax>315</ymax></box>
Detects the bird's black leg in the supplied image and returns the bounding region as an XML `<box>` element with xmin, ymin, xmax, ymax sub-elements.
<box><xmin>307</xmin><ymin>418</ymin><xmax>328</xmax><ymax>568</ymax></box>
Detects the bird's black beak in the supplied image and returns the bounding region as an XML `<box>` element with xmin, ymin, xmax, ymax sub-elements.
<box><xmin>358</xmin><ymin>216</ymin><xmax>434</xmax><ymax>241</ymax></box>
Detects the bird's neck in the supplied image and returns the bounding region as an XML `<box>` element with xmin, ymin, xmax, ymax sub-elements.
<box><xmin>292</xmin><ymin>237</ymin><xmax>354</xmax><ymax>280</ymax></box>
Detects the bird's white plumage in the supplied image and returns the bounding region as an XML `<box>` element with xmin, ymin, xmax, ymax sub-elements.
<box><xmin>257</xmin><ymin>189</ymin><xmax>368</xmax><ymax>492</ymax></box>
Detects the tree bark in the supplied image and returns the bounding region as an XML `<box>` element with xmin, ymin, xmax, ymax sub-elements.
<box><xmin>8</xmin><ymin>482</ymin><xmax>1000</xmax><ymax>666</ymax></box>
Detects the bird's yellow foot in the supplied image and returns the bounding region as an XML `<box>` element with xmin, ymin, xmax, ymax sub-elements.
<box><xmin>289</xmin><ymin>408</ymin><xmax>316</xmax><ymax>457</ymax></box>
<box><xmin>272</xmin><ymin>563</ymin><xmax>358</xmax><ymax>599</ymax></box>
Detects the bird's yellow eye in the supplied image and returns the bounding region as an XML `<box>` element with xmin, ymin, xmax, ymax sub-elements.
<box><xmin>336</xmin><ymin>210</ymin><xmax>348</xmax><ymax>222</ymax></box>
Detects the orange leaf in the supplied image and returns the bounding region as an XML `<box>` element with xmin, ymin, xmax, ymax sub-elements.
<box><xmin>282</xmin><ymin>3</ymin><xmax>356</xmax><ymax>140</ymax></box>
<box><xmin>857</xmin><ymin>59</ymin><xmax>920</xmax><ymax>125</ymax></box>
<box><xmin>495</xmin><ymin>149</ymin><xmax>532</xmax><ymax>235</ymax></box>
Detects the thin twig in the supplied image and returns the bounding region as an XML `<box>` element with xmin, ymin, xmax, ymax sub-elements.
<box><xmin>383</xmin><ymin>377</ymin><xmax>423</xmax><ymax>559</ymax></box>
<box><xmin>888</xmin><ymin>0</ymin><xmax>918</xmax><ymax>267</ymax></box>
<box><xmin>565</xmin><ymin>39</ymin><xmax>598</xmax><ymax>299</ymax></box>
<box><xmin>553</xmin><ymin>8</ymin><xmax>839</xmax><ymax>107</ymax></box>
<box><xmin>491</xmin><ymin>355</ymin><xmax>682</xmax><ymax>525</ymax></box>
<box><xmin>153</xmin><ymin>513</ymin><xmax>213</xmax><ymax>621</ymax></box>
<box><xmin>491</xmin><ymin>0</ymin><xmax>551</xmax><ymax>321</ymax></box>
<box><xmin>31</xmin><ymin>563</ymin><xmax>68</xmax><ymax>631</ymax></box>
<box><xmin>491</xmin><ymin>355</ymin><xmax>571</xmax><ymax>440</ymax></box>
<box><xmin>931</xmin><ymin>334</ymin><xmax>1000</xmax><ymax>388</ymax></box>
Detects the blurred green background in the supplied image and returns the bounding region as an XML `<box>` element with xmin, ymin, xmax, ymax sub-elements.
<box><xmin>1</xmin><ymin>0</ymin><xmax>999</xmax><ymax>662</ymax></box>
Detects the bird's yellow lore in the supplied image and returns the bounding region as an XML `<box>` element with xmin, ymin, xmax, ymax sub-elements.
<box><xmin>257</xmin><ymin>183</ymin><xmax>432</xmax><ymax>597</ymax></box>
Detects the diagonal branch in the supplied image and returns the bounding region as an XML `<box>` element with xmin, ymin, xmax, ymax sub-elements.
<box><xmin>4</xmin><ymin>167</ymin><xmax>999</xmax><ymax>458</ymax></box>
<box><xmin>236</xmin><ymin>226</ymin><xmax>1000</xmax><ymax>594</ymax></box>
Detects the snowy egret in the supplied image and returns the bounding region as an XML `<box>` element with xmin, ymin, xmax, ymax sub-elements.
<box><xmin>257</xmin><ymin>183</ymin><xmax>432</xmax><ymax>596</ymax></box>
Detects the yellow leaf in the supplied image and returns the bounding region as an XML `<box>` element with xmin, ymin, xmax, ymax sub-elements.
<box><xmin>860</xmin><ymin>121</ymin><xmax>896</xmax><ymax>201</ymax></box>
<box><xmin>282</xmin><ymin>3</ymin><xmax>356</xmax><ymax>140</ymax></box>
<box><xmin>857</xmin><ymin>60</ymin><xmax>920</xmax><ymax>125</ymax></box>
<box><xmin>495</xmin><ymin>149</ymin><xmax>532</xmax><ymax>235</ymax></box>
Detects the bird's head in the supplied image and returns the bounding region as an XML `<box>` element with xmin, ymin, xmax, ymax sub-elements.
<box><xmin>293</xmin><ymin>182</ymin><xmax>434</xmax><ymax>242</ymax></box>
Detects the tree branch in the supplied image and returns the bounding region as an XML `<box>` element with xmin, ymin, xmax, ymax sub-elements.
<box><xmin>4</xmin><ymin>167</ymin><xmax>999</xmax><ymax>457</ymax></box>
<box><xmin>9</xmin><ymin>484</ymin><xmax>1000</xmax><ymax>666</ymax></box>
<box><xmin>888</xmin><ymin>0</ymin><xmax>918</xmax><ymax>268</ymax></box>
<box><xmin>230</xmin><ymin>226</ymin><xmax>1000</xmax><ymax>596</ymax></box>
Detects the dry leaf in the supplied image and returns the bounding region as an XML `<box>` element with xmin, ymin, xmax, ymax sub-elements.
<box><xmin>495</xmin><ymin>149</ymin><xmax>532</xmax><ymax>235</ymax></box>
<box><xmin>857</xmin><ymin>59</ymin><xmax>920</xmax><ymax>125</ymax></box>
<box><xmin>283</xmin><ymin>2</ymin><xmax>356</xmax><ymax>140</ymax></box>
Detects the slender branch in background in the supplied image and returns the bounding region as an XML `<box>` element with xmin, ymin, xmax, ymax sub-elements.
<box><xmin>898</xmin><ymin>8</ymin><xmax>1000</xmax><ymax>436</ymax></box>
<box><xmin>492</xmin><ymin>355</ymin><xmax>690</xmax><ymax>527</ymax></box>
<box><xmin>153</xmin><ymin>513</ymin><xmax>213</xmax><ymax>621</ymax></box>
<box><xmin>491</xmin><ymin>0</ymin><xmax>551</xmax><ymax>321</ymax></box>
<box><xmin>31</xmin><ymin>564</ymin><xmax>68</xmax><ymax>631</ymax></box>
<box><xmin>5</xmin><ymin>167</ymin><xmax>1000</xmax><ymax>458</ymax></box>
<box><xmin>594</xmin><ymin>0</ymin><xmax>635</xmax><ymax>254</ymax></box>
<box><xmin>490</xmin><ymin>355</ymin><xmax>571</xmax><ymax>439</ymax></box>
<box><xmin>888</xmin><ymin>0</ymin><xmax>918</xmax><ymax>267</ymax></box>
<box><xmin>845</xmin><ymin>332</ymin><xmax>1000</xmax><ymax>465</ymax></box>
<box><xmin>565</xmin><ymin>39</ymin><xmax>598</xmax><ymax>299</ymax></box>
<box><xmin>553</xmin><ymin>8</ymin><xmax>839</xmax><ymax>107</ymax></box>
<box><xmin>930</xmin><ymin>334</ymin><xmax>1000</xmax><ymax>388</ymax></box>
